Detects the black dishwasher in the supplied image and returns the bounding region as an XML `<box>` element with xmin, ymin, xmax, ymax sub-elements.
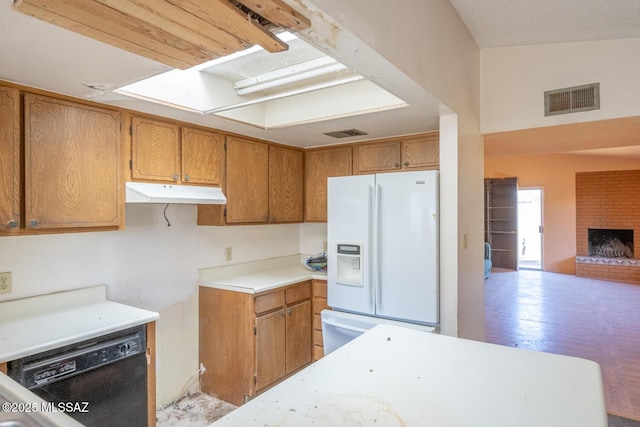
<box><xmin>8</xmin><ymin>325</ymin><xmax>148</xmax><ymax>427</ymax></box>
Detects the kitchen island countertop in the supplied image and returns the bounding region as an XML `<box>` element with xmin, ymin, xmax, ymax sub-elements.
<box><xmin>212</xmin><ymin>324</ymin><xmax>607</xmax><ymax>427</ymax></box>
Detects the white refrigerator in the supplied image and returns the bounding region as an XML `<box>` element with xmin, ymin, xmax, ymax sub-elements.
<box><xmin>327</xmin><ymin>170</ymin><xmax>439</xmax><ymax>326</ymax></box>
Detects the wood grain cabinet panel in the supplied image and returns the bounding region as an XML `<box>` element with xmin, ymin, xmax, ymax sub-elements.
<box><xmin>269</xmin><ymin>145</ymin><xmax>303</xmax><ymax>223</ymax></box>
<box><xmin>225</xmin><ymin>137</ymin><xmax>270</xmax><ymax>223</ymax></box>
<box><xmin>203</xmin><ymin>137</ymin><xmax>303</xmax><ymax>225</ymax></box>
<box><xmin>24</xmin><ymin>93</ymin><xmax>121</xmax><ymax>229</ymax></box>
<box><xmin>311</xmin><ymin>279</ymin><xmax>328</xmax><ymax>360</ymax></box>
<box><xmin>402</xmin><ymin>134</ymin><xmax>439</xmax><ymax>169</ymax></box>
<box><xmin>200</xmin><ymin>280</ymin><xmax>313</xmax><ymax>406</ymax></box>
<box><xmin>0</xmin><ymin>86</ymin><xmax>20</xmax><ymax>232</ymax></box>
<box><xmin>181</xmin><ymin>127</ymin><xmax>225</xmax><ymax>186</ymax></box>
<box><xmin>285</xmin><ymin>300</ymin><xmax>312</xmax><ymax>373</ymax></box>
<box><xmin>353</xmin><ymin>141</ymin><xmax>402</xmax><ymax>174</ymax></box>
<box><xmin>255</xmin><ymin>309</ymin><xmax>286</xmax><ymax>391</ymax></box>
<box><xmin>304</xmin><ymin>146</ymin><xmax>352</xmax><ymax>222</ymax></box>
<box><xmin>352</xmin><ymin>133</ymin><xmax>439</xmax><ymax>175</ymax></box>
<box><xmin>131</xmin><ymin>116</ymin><xmax>180</xmax><ymax>183</ymax></box>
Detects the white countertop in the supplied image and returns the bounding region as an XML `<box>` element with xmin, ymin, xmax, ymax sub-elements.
<box><xmin>0</xmin><ymin>285</ymin><xmax>159</xmax><ymax>362</ymax></box>
<box><xmin>212</xmin><ymin>324</ymin><xmax>607</xmax><ymax>427</ymax></box>
<box><xmin>200</xmin><ymin>255</ymin><xmax>327</xmax><ymax>294</ymax></box>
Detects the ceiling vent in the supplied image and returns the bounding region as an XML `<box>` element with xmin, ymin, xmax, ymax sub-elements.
<box><xmin>323</xmin><ymin>129</ymin><xmax>368</xmax><ymax>139</ymax></box>
<box><xmin>544</xmin><ymin>83</ymin><xmax>600</xmax><ymax>116</ymax></box>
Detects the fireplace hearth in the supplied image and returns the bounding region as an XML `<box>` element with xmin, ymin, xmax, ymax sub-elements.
<box><xmin>588</xmin><ymin>228</ymin><xmax>634</xmax><ymax>258</ymax></box>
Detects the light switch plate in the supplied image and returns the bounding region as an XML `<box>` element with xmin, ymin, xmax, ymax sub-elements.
<box><xmin>0</xmin><ymin>272</ymin><xmax>12</xmax><ymax>294</ymax></box>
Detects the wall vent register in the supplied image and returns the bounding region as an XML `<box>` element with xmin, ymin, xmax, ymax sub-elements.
<box><xmin>544</xmin><ymin>82</ymin><xmax>600</xmax><ymax>116</ymax></box>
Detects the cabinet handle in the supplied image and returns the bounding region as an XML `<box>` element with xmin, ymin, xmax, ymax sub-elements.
<box><xmin>287</xmin><ymin>308</ymin><xmax>292</xmax><ymax>315</ymax></box>
<box><xmin>394</xmin><ymin>163</ymin><xmax>400</xmax><ymax>168</ymax></box>
<box><xmin>30</xmin><ymin>220</ymin><xmax>39</xmax><ymax>227</ymax></box>
<box><xmin>173</xmin><ymin>174</ymin><xmax>179</xmax><ymax>181</ymax></box>
<box><xmin>184</xmin><ymin>174</ymin><xmax>190</xmax><ymax>182</ymax></box>
<box><xmin>7</xmin><ymin>220</ymin><xmax>18</xmax><ymax>228</ymax></box>
<box><xmin>404</xmin><ymin>161</ymin><xmax>409</xmax><ymax>167</ymax></box>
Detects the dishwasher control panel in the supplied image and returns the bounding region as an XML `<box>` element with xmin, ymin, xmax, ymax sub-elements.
<box><xmin>8</xmin><ymin>325</ymin><xmax>146</xmax><ymax>389</ymax></box>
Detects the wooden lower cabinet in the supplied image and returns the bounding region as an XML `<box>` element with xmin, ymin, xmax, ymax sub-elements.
<box><xmin>311</xmin><ymin>279</ymin><xmax>328</xmax><ymax>360</ymax></box>
<box><xmin>146</xmin><ymin>322</ymin><xmax>157</xmax><ymax>427</ymax></box>
<box><xmin>199</xmin><ymin>281</ymin><xmax>312</xmax><ymax>406</ymax></box>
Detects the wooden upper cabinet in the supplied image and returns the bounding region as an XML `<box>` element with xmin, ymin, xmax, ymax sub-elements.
<box><xmin>24</xmin><ymin>94</ymin><xmax>121</xmax><ymax>229</ymax></box>
<box><xmin>353</xmin><ymin>141</ymin><xmax>401</xmax><ymax>174</ymax></box>
<box><xmin>181</xmin><ymin>127</ymin><xmax>225</xmax><ymax>186</ymax></box>
<box><xmin>353</xmin><ymin>133</ymin><xmax>439</xmax><ymax>174</ymax></box>
<box><xmin>131</xmin><ymin>116</ymin><xmax>181</xmax><ymax>183</ymax></box>
<box><xmin>304</xmin><ymin>146</ymin><xmax>352</xmax><ymax>222</ymax></box>
<box><xmin>226</xmin><ymin>137</ymin><xmax>269</xmax><ymax>223</ymax></box>
<box><xmin>222</xmin><ymin>138</ymin><xmax>303</xmax><ymax>225</ymax></box>
<box><xmin>269</xmin><ymin>145</ymin><xmax>303</xmax><ymax>223</ymax></box>
<box><xmin>0</xmin><ymin>86</ymin><xmax>20</xmax><ymax>232</ymax></box>
<box><xmin>402</xmin><ymin>133</ymin><xmax>439</xmax><ymax>169</ymax></box>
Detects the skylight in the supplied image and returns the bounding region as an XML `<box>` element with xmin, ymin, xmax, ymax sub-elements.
<box><xmin>116</xmin><ymin>32</ymin><xmax>408</xmax><ymax>129</ymax></box>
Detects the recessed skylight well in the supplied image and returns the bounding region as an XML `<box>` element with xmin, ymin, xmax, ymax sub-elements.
<box><xmin>116</xmin><ymin>32</ymin><xmax>408</xmax><ymax>129</ymax></box>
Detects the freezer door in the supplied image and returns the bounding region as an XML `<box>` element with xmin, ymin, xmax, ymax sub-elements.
<box><xmin>327</xmin><ymin>174</ymin><xmax>375</xmax><ymax>315</ymax></box>
<box><xmin>374</xmin><ymin>170</ymin><xmax>439</xmax><ymax>324</ymax></box>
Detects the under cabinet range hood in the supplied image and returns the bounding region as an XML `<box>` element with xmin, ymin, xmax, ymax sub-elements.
<box><xmin>125</xmin><ymin>182</ymin><xmax>226</xmax><ymax>204</ymax></box>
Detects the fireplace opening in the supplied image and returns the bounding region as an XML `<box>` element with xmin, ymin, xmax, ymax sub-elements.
<box><xmin>588</xmin><ymin>228</ymin><xmax>634</xmax><ymax>258</ymax></box>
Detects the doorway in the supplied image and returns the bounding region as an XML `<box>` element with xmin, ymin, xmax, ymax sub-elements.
<box><xmin>518</xmin><ymin>188</ymin><xmax>542</xmax><ymax>270</ymax></box>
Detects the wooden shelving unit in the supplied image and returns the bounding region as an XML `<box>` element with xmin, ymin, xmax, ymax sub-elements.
<box><xmin>485</xmin><ymin>177</ymin><xmax>518</xmax><ymax>270</ymax></box>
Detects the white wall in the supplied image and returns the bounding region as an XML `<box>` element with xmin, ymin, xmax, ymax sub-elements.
<box><xmin>481</xmin><ymin>38</ymin><xmax>640</xmax><ymax>133</ymax></box>
<box><xmin>0</xmin><ymin>204</ymin><xmax>300</xmax><ymax>405</ymax></box>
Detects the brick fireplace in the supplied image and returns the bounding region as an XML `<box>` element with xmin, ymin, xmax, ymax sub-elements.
<box><xmin>576</xmin><ymin>170</ymin><xmax>640</xmax><ymax>284</ymax></box>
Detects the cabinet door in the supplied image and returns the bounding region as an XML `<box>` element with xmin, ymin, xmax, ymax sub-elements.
<box><xmin>226</xmin><ymin>137</ymin><xmax>269</xmax><ymax>223</ymax></box>
<box><xmin>0</xmin><ymin>86</ymin><xmax>20</xmax><ymax>231</ymax></box>
<box><xmin>255</xmin><ymin>309</ymin><xmax>286</xmax><ymax>391</ymax></box>
<box><xmin>269</xmin><ymin>145</ymin><xmax>303</xmax><ymax>223</ymax></box>
<box><xmin>24</xmin><ymin>94</ymin><xmax>121</xmax><ymax>229</ymax></box>
<box><xmin>402</xmin><ymin>134</ymin><xmax>439</xmax><ymax>169</ymax></box>
<box><xmin>304</xmin><ymin>146</ymin><xmax>352</xmax><ymax>222</ymax></box>
<box><xmin>181</xmin><ymin>128</ymin><xmax>225</xmax><ymax>186</ymax></box>
<box><xmin>353</xmin><ymin>141</ymin><xmax>401</xmax><ymax>174</ymax></box>
<box><xmin>131</xmin><ymin>116</ymin><xmax>180</xmax><ymax>183</ymax></box>
<box><xmin>285</xmin><ymin>300</ymin><xmax>312</xmax><ymax>374</ymax></box>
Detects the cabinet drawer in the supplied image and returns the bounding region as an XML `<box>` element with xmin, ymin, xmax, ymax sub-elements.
<box><xmin>312</xmin><ymin>280</ymin><xmax>327</xmax><ymax>297</ymax></box>
<box><xmin>255</xmin><ymin>290</ymin><xmax>285</xmax><ymax>315</ymax></box>
<box><xmin>285</xmin><ymin>281</ymin><xmax>311</xmax><ymax>305</ymax></box>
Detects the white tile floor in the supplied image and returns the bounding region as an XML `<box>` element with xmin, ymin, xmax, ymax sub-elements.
<box><xmin>156</xmin><ymin>392</ymin><xmax>236</xmax><ymax>427</ymax></box>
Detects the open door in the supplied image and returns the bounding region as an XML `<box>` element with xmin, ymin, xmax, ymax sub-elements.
<box><xmin>518</xmin><ymin>188</ymin><xmax>543</xmax><ymax>269</ymax></box>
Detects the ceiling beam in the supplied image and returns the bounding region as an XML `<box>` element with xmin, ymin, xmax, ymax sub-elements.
<box><xmin>234</xmin><ymin>0</ymin><xmax>311</xmax><ymax>31</ymax></box>
<box><xmin>13</xmin><ymin>0</ymin><xmax>294</xmax><ymax>69</ymax></box>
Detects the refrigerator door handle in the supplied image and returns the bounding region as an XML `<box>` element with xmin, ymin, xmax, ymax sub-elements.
<box><xmin>373</xmin><ymin>183</ymin><xmax>382</xmax><ymax>310</ymax></box>
<box><xmin>368</xmin><ymin>184</ymin><xmax>375</xmax><ymax>309</ymax></box>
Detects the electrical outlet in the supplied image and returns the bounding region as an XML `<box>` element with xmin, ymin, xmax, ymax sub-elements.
<box><xmin>0</xmin><ymin>272</ymin><xmax>12</xmax><ymax>294</ymax></box>
<box><xmin>323</xmin><ymin>240</ymin><xmax>328</xmax><ymax>252</ymax></box>
<box><xmin>225</xmin><ymin>247</ymin><xmax>232</xmax><ymax>262</ymax></box>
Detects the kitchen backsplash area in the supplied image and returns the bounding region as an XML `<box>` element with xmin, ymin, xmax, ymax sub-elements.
<box><xmin>0</xmin><ymin>203</ymin><xmax>325</xmax><ymax>405</ymax></box>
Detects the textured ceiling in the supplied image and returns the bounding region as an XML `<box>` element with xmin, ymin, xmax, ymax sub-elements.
<box><xmin>449</xmin><ymin>0</ymin><xmax>640</xmax><ymax>48</ymax></box>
